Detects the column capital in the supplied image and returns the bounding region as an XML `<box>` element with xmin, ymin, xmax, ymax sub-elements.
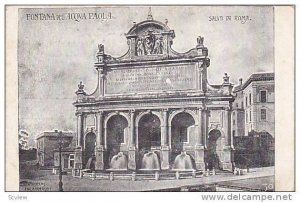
<box><xmin>130</xmin><ymin>109</ymin><xmax>136</xmax><ymax>114</ymax></box>
<box><xmin>224</xmin><ymin>106</ymin><xmax>232</xmax><ymax>111</ymax></box>
<box><xmin>162</xmin><ymin>108</ymin><xmax>169</xmax><ymax>112</ymax></box>
<box><xmin>96</xmin><ymin>111</ymin><xmax>104</xmax><ymax>115</ymax></box>
<box><xmin>197</xmin><ymin>106</ymin><xmax>204</xmax><ymax>111</ymax></box>
<box><xmin>196</xmin><ymin>60</ymin><xmax>204</xmax><ymax>69</ymax></box>
<box><xmin>75</xmin><ymin>111</ymin><xmax>84</xmax><ymax>117</ymax></box>
<box><xmin>99</xmin><ymin>71</ymin><xmax>105</xmax><ymax>77</ymax></box>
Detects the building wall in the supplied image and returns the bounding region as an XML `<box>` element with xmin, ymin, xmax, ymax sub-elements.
<box><xmin>232</xmin><ymin>78</ymin><xmax>274</xmax><ymax>137</ymax></box>
<box><xmin>54</xmin><ymin>151</ymin><xmax>75</xmax><ymax>169</ymax></box>
<box><xmin>252</xmin><ymin>81</ymin><xmax>275</xmax><ymax>137</ymax></box>
<box><xmin>36</xmin><ymin>132</ymin><xmax>74</xmax><ymax>168</ymax></box>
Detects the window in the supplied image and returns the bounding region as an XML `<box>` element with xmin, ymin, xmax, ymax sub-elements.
<box><xmin>233</xmin><ymin>119</ymin><xmax>236</xmax><ymax>125</ymax></box>
<box><xmin>69</xmin><ymin>154</ymin><xmax>75</xmax><ymax>169</ymax></box>
<box><xmin>261</xmin><ymin>109</ymin><xmax>267</xmax><ymax>120</ymax></box>
<box><xmin>245</xmin><ymin>96</ymin><xmax>248</xmax><ymax>107</ymax></box>
<box><xmin>249</xmin><ymin>93</ymin><xmax>252</xmax><ymax>105</ymax></box>
<box><xmin>69</xmin><ymin>154</ymin><xmax>74</xmax><ymax>160</ymax></box>
<box><xmin>241</xmin><ymin>101</ymin><xmax>244</xmax><ymax>109</ymax></box>
<box><xmin>249</xmin><ymin>110</ymin><xmax>252</xmax><ymax>122</ymax></box>
<box><xmin>260</xmin><ymin>91</ymin><xmax>267</xmax><ymax>103</ymax></box>
<box><xmin>232</xmin><ymin>130</ymin><xmax>236</xmax><ymax>137</ymax></box>
<box><xmin>246</xmin><ymin>112</ymin><xmax>248</xmax><ymax>122</ymax></box>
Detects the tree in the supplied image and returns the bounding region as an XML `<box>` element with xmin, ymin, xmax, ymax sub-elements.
<box><xmin>19</xmin><ymin>130</ymin><xmax>29</xmax><ymax>150</ymax></box>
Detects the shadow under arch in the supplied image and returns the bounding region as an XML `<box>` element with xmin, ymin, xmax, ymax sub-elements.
<box><xmin>170</xmin><ymin>112</ymin><xmax>196</xmax><ymax>167</ymax></box>
<box><xmin>105</xmin><ymin>114</ymin><xmax>129</xmax><ymax>169</ymax></box>
<box><xmin>137</xmin><ymin>113</ymin><xmax>161</xmax><ymax>169</ymax></box>
<box><xmin>84</xmin><ymin>132</ymin><xmax>96</xmax><ymax>167</ymax></box>
<box><xmin>206</xmin><ymin>129</ymin><xmax>222</xmax><ymax>170</ymax></box>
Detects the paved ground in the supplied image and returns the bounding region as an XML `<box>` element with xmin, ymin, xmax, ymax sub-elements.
<box><xmin>19</xmin><ymin>166</ymin><xmax>274</xmax><ymax>192</ymax></box>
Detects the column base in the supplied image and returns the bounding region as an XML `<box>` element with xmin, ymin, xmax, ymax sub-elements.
<box><xmin>74</xmin><ymin>147</ymin><xmax>83</xmax><ymax>169</ymax></box>
<box><xmin>195</xmin><ymin>144</ymin><xmax>205</xmax><ymax>170</ymax></box>
<box><xmin>222</xmin><ymin>146</ymin><xmax>234</xmax><ymax>171</ymax></box>
<box><xmin>161</xmin><ymin>145</ymin><xmax>170</xmax><ymax>170</ymax></box>
<box><xmin>128</xmin><ymin>146</ymin><xmax>137</xmax><ymax>170</ymax></box>
<box><xmin>221</xmin><ymin>162</ymin><xmax>233</xmax><ymax>171</ymax></box>
<box><xmin>95</xmin><ymin>145</ymin><xmax>105</xmax><ymax>170</ymax></box>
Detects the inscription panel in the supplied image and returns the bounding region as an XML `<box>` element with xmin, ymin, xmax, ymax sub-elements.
<box><xmin>105</xmin><ymin>64</ymin><xmax>197</xmax><ymax>95</ymax></box>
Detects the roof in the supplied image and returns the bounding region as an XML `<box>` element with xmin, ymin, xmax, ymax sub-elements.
<box><xmin>36</xmin><ymin>131</ymin><xmax>75</xmax><ymax>140</ymax></box>
<box><xmin>233</xmin><ymin>72</ymin><xmax>274</xmax><ymax>92</ymax></box>
<box><xmin>126</xmin><ymin>20</ymin><xmax>172</xmax><ymax>36</ymax></box>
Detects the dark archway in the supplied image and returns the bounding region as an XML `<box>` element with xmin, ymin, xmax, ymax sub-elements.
<box><xmin>84</xmin><ymin>132</ymin><xmax>96</xmax><ymax>166</ymax></box>
<box><xmin>106</xmin><ymin>115</ymin><xmax>128</xmax><ymax>168</ymax></box>
<box><xmin>206</xmin><ymin>129</ymin><xmax>222</xmax><ymax>170</ymax></box>
<box><xmin>137</xmin><ymin>113</ymin><xmax>161</xmax><ymax>169</ymax></box>
<box><xmin>171</xmin><ymin>112</ymin><xmax>196</xmax><ymax>164</ymax></box>
<box><xmin>138</xmin><ymin>114</ymin><xmax>161</xmax><ymax>151</ymax></box>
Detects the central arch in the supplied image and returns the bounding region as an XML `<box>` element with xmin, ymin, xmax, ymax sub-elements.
<box><xmin>137</xmin><ymin>113</ymin><xmax>162</xmax><ymax>170</ymax></box>
<box><xmin>138</xmin><ymin>113</ymin><xmax>161</xmax><ymax>150</ymax></box>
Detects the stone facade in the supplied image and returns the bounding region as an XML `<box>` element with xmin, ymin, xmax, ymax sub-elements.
<box><xmin>36</xmin><ymin>131</ymin><xmax>75</xmax><ymax>167</ymax></box>
<box><xmin>73</xmin><ymin>14</ymin><xmax>235</xmax><ymax>171</ymax></box>
<box><xmin>232</xmin><ymin>73</ymin><xmax>275</xmax><ymax>137</ymax></box>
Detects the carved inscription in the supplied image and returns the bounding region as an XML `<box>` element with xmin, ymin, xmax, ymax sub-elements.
<box><xmin>105</xmin><ymin>65</ymin><xmax>197</xmax><ymax>94</ymax></box>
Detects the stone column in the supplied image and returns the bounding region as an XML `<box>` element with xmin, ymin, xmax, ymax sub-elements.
<box><xmin>161</xmin><ymin>109</ymin><xmax>170</xmax><ymax>170</ymax></box>
<box><xmin>75</xmin><ymin>112</ymin><xmax>83</xmax><ymax>169</ymax></box>
<box><xmin>202</xmin><ymin>109</ymin><xmax>208</xmax><ymax>149</ymax></box>
<box><xmin>128</xmin><ymin>110</ymin><xmax>136</xmax><ymax>170</ymax></box>
<box><xmin>98</xmin><ymin>70</ymin><xmax>105</xmax><ymax>97</ymax></box>
<box><xmin>195</xmin><ymin>108</ymin><xmax>205</xmax><ymax>170</ymax></box>
<box><xmin>196</xmin><ymin>61</ymin><xmax>204</xmax><ymax>91</ymax></box>
<box><xmin>95</xmin><ymin>111</ymin><xmax>104</xmax><ymax>170</ymax></box>
<box><xmin>222</xmin><ymin>107</ymin><xmax>233</xmax><ymax>171</ymax></box>
<box><xmin>76</xmin><ymin>113</ymin><xmax>83</xmax><ymax>147</ymax></box>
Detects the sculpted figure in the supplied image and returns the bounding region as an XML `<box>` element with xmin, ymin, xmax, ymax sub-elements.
<box><xmin>197</xmin><ymin>36</ymin><xmax>204</xmax><ymax>46</ymax></box>
<box><xmin>153</xmin><ymin>36</ymin><xmax>164</xmax><ymax>54</ymax></box>
<box><xmin>136</xmin><ymin>38</ymin><xmax>144</xmax><ymax>56</ymax></box>
<box><xmin>98</xmin><ymin>44</ymin><xmax>104</xmax><ymax>53</ymax></box>
<box><xmin>144</xmin><ymin>37</ymin><xmax>153</xmax><ymax>55</ymax></box>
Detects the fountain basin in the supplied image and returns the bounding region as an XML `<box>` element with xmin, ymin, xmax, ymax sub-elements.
<box><xmin>110</xmin><ymin>152</ymin><xmax>128</xmax><ymax>170</ymax></box>
<box><xmin>141</xmin><ymin>151</ymin><xmax>160</xmax><ymax>170</ymax></box>
<box><xmin>173</xmin><ymin>152</ymin><xmax>195</xmax><ymax>170</ymax></box>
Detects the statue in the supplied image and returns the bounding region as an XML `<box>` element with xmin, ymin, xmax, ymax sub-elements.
<box><xmin>97</xmin><ymin>44</ymin><xmax>104</xmax><ymax>53</ymax></box>
<box><xmin>197</xmin><ymin>36</ymin><xmax>204</xmax><ymax>46</ymax></box>
<box><xmin>223</xmin><ymin>73</ymin><xmax>230</xmax><ymax>84</ymax></box>
<box><xmin>153</xmin><ymin>36</ymin><xmax>164</xmax><ymax>54</ymax></box>
<box><xmin>144</xmin><ymin>36</ymin><xmax>154</xmax><ymax>55</ymax></box>
<box><xmin>78</xmin><ymin>81</ymin><xmax>84</xmax><ymax>90</ymax></box>
<box><xmin>136</xmin><ymin>38</ymin><xmax>145</xmax><ymax>56</ymax></box>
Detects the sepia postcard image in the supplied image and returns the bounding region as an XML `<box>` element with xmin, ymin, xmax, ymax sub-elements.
<box><xmin>5</xmin><ymin>5</ymin><xmax>295</xmax><ymax>192</ymax></box>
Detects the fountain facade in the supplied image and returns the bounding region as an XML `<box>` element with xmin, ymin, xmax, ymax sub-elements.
<box><xmin>73</xmin><ymin>12</ymin><xmax>235</xmax><ymax>173</ymax></box>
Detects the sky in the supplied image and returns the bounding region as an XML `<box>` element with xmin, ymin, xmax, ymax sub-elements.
<box><xmin>18</xmin><ymin>6</ymin><xmax>274</xmax><ymax>147</ymax></box>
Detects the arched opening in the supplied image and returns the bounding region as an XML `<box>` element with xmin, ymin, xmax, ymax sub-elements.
<box><xmin>138</xmin><ymin>114</ymin><xmax>161</xmax><ymax>150</ymax></box>
<box><xmin>206</xmin><ymin>129</ymin><xmax>222</xmax><ymax>170</ymax></box>
<box><xmin>84</xmin><ymin>132</ymin><xmax>96</xmax><ymax>167</ymax></box>
<box><xmin>170</xmin><ymin>112</ymin><xmax>196</xmax><ymax>168</ymax></box>
<box><xmin>106</xmin><ymin>115</ymin><xmax>128</xmax><ymax>169</ymax></box>
<box><xmin>137</xmin><ymin>114</ymin><xmax>161</xmax><ymax>170</ymax></box>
